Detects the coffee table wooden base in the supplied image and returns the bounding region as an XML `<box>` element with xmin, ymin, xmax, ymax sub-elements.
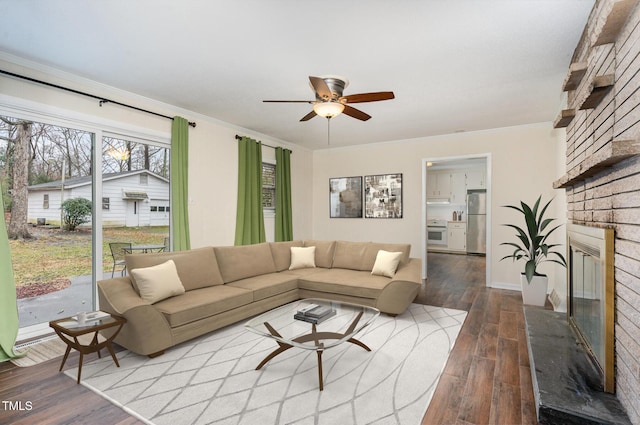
<box><xmin>256</xmin><ymin>312</ymin><xmax>371</xmax><ymax>391</ymax></box>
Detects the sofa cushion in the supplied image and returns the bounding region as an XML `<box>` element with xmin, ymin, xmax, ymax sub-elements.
<box><xmin>129</xmin><ymin>260</ymin><xmax>186</xmax><ymax>304</ymax></box>
<box><xmin>214</xmin><ymin>243</ymin><xmax>277</xmax><ymax>283</ymax></box>
<box><xmin>332</xmin><ymin>241</ymin><xmax>369</xmax><ymax>271</ymax></box>
<box><xmin>269</xmin><ymin>241</ymin><xmax>304</xmax><ymax>271</ymax></box>
<box><xmin>303</xmin><ymin>240</ymin><xmax>336</xmax><ymax>268</ymax></box>
<box><xmin>126</xmin><ymin>247</ymin><xmax>224</xmax><ymax>292</ymax></box>
<box><xmin>281</xmin><ymin>268</ymin><xmax>325</xmax><ymax>278</ymax></box>
<box><xmin>371</xmin><ymin>250</ymin><xmax>403</xmax><ymax>278</ymax></box>
<box><xmin>363</xmin><ymin>243</ymin><xmax>411</xmax><ymax>269</ymax></box>
<box><xmin>154</xmin><ymin>285</ymin><xmax>253</xmax><ymax>327</ymax></box>
<box><xmin>289</xmin><ymin>246</ymin><xmax>316</xmax><ymax>270</ymax></box>
<box><xmin>298</xmin><ymin>269</ymin><xmax>391</xmax><ymax>299</ymax></box>
<box><xmin>227</xmin><ymin>273</ymin><xmax>299</xmax><ymax>301</ymax></box>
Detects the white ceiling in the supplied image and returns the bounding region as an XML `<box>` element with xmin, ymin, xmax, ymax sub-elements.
<box><xmin>0</xmin><ymin>0</ymin><xmax>594</xmax><ymax>150</ymax></box>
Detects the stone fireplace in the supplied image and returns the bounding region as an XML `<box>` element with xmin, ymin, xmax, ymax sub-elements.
<box><xmin>550</xmin><ymin>0</ymin><xmax>640</xmax><ymax>423</ymax></box>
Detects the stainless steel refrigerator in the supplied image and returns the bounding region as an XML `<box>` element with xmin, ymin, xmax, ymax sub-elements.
<box><xmin>466</xmin><ymin>190</ymin><xmax>487</xmax><ymax>254</ymax></box>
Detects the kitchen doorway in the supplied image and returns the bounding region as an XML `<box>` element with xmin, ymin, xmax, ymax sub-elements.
<box><xmin>421</xmin><ymin>154</ymin><xmax>491</xmax><ymax>287</ymax></box>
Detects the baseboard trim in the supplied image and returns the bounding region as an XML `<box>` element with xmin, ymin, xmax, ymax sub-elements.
<box><xmin>490</xmin><ymin>281</ymin><xmax>521</xmax><ymax>291</ymax></box>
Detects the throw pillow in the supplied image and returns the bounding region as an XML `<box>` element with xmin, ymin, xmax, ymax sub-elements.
<box><xmin>289</xmin><ymin>246</ymin><xmax>316</xmax><ymax>270</ymax></box>
<box><xmin>371</xmin><ymin>250</ymin><xmax>403</xmax><ymax>278</ymax></box>
<box><xmin>130</xmin><ymin>259</ymin><xmax>186</xmax><ymax>304</ymax></box>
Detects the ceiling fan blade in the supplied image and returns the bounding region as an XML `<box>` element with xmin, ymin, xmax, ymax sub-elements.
<box><xmin>300</xmin><ymin>110</ymin><xmax>317</xmax><ymax>121</ymax></box>
<box><xmin>263</xmin><ymin>100</ymin><xmax>314</xmax><ymax>103</ymax></box>
<box><xmin>343</xmin><ymin>105</ymin><xmax>371</xmax><ymax>121</ymax></box>
<box><xmin>309</xmin><ymin>76</ymin><xmax>332</xmax><ymax>101</ymax></box>
<box><xmin>341</xmin><ymin>91</ymin><xmax>395</xmax><ymax>104</ymax></box>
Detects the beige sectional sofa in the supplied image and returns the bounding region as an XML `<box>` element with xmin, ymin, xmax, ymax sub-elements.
<box><xmin>97</xmin><ymin>240</ymin><xmax>421</xmax><ymax>357</ymax></box>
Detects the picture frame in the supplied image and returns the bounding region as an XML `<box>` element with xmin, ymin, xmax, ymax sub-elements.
<box><xmin>329</xmin><ymin>176</ymin><xmax>362</xmax><ymax>218</ymax></box>
<box><xmin>365</xmin><ymin>173</ymin><xmax>403</xmax><ymax>218</ymax></box>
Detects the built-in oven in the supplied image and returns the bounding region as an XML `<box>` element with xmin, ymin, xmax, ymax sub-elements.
<box><xmin>427</xmin><ymin>219</ymin><xmax>448</xmax><ymax>246</ymax></box>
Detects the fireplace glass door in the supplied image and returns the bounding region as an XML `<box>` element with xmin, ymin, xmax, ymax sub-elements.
<box><xmin>571</xmin><ymin>245</ymin><xmax>604</xmax><ymax>363</ymax></box>
<box><xmin>567</xmin><ymin>223</ymin><xmax>615</xmax><ymax>393</ymax></box>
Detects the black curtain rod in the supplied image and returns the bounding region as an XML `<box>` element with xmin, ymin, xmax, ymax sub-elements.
<box><xmin>235</xmin><ymin>134</ymin><xmax>292</xmax><ymax>153</ymax></box>
<box><xmin>0</xmin><ymin>68</ymin><xmax>196</xmax><ymax>128</ymax></box>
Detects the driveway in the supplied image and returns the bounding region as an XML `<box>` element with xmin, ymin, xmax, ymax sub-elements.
<box><xmin>17</xmin><ymin>273</ymin><xmax>112</xmax><ymax>327</ymax></box>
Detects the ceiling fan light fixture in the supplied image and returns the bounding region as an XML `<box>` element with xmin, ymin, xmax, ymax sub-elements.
<box><xmin>313</xmin><ymin>101</ymin><xmax>345</xmax><ymax>118</ymax></box>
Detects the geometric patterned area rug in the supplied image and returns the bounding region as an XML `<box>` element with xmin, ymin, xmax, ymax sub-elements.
<box><xmin>64</xmin><ymin>304</ymin><xmax>467</xmax><ymax>425</ymax></box>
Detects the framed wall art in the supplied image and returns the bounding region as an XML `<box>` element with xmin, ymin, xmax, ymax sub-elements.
<box><xmin>329</xmin><ymin>176</ymin><xmax>362</xmax><ymax>218</ymax></box>
<box><xmin>365</xmin><ymin>173</ymin><xmax>403</xmax><ymax>218</ymax></box>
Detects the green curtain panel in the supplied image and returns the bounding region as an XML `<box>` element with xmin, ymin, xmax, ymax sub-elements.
<box><xmin>171</xmin><ymin>116</ymin><xmax>191</xmax><ymax>251</ymax></box>
<box><xmin>275</xmin><ymin>147</ymin><xmax>293</xmax><ymax>241</ymax></box>
<box><xmin>234</xmin><ymin>137</ymin><xmax>265</xmax><ymax>245</ymax></box>
<box><xmin>0</xmin><ymin>193</ymin><xmax>21</xmax><ymax>361</ymax></box>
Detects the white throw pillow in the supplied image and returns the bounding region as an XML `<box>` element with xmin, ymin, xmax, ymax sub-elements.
<box><xmin>130</xmin><ymin>260</ymin><xmax>186</xmax><ymax>304</ymax></box>
<box><xmin>289</xmin><ymin>246</ymin><xmax>316</xmax><ymax>270</ymax></box>
<box><xmin>371</xmin><ymin>250</ymin><xmax>403</xmax><ymax>278</ymax></box>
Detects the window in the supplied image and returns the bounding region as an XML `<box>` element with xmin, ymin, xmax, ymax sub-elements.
<box><xmin>262</xmin><ymin>162</ymin><xmax>276</xmax><ymax>210</ymax></box>
<box><xmin>102</xmin><ymin>197</ymin><xmax>110</xmax><ymax>210</ymax></box>
<box><xmin>43</xmin><ymin>194</ymin><xmax>49</xmax><ymax>209</ymax></box>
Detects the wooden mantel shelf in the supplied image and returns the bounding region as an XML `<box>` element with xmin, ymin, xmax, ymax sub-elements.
<box><xmin>553</xmin><ymin>109</ymin><xmax>576</xmax><ymax>128</ymax></box>
<box><xmin>591</xmin><ymin>0</ymin><xmax>640</xmax><ymax>47</ymax></box>
<box><xmin>554</xmin><ymin>139</ymin><xmax>640</xmax><ymax>189</ymax></box>
<box><xmin>562</xmin><ymin>62</ymin><xmax>587</xmax><ymax>92</ymax></box>
<box><xmin>579</xmin><ymin>74</ymin><xmax>615</xmax><ymax>110</ymax></box>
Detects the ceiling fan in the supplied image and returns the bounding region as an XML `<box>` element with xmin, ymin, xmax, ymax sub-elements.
<box><xmin>263</xmin><ymin>75</ymin><xmax>394</xmax><ymax>122</ymax></box>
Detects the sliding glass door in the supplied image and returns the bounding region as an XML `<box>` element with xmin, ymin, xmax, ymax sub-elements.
<box><xmin>1</xmin><ymin>114</ymin><xmax>95</xmax><ymax>334</ymax></box>
<box><xmin>1</xmin><ymin>112</ymin><xmax>171</xmax><ymax>339</ymax></box>
<box><xmin>101</xmin><ymin>136</ymin><xmax>171</xmax><ymax>279</ymax></box>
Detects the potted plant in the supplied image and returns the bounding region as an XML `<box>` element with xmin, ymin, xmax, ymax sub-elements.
<box><xmin>500</xmin><ymin>196</ymin><xmax>567</xmax><ymax>306</ymax></box>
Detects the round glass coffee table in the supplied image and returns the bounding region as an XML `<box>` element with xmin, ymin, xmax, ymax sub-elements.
<box><xmin>245</xmin><ymin>298</ymin><xmax>380</xmax><ymax>391</ymax></box>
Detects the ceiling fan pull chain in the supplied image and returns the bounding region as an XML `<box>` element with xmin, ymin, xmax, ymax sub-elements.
<box><xmin>327</xmin><ymin>117</ymin><xmax>331</xmax><ymax>145</ymax></box>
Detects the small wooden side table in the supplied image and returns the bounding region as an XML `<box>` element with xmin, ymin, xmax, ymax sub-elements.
<box><xmin>49</xmin><ymin>314</ymin><xmax>126</xmax><ymax>384</ymax></box>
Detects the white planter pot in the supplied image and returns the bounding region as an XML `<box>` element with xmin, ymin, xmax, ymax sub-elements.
<box><xmin>520</xmin><ymin>273</ymin><xmax>548</xmax><ymax>306</ymax></box>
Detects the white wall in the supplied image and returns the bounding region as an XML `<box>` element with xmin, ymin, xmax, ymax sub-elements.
<box><xmin>185</xmin><ymin>120</ymin><xmax>314</xmax><ymax>247</ymax></box>
<box><xmin>312</xmin><ymin>123</ymin><xmax>567</xmax><ymax>289</ymax></box>
<box><xmin>0</xmin><ymin>55</ymin><xmax>314</xmax><ymax>247</ymax></box>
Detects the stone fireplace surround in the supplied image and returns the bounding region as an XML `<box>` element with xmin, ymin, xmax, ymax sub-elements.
<box><xmin>545</xmin><ymin>0</ymin><xmax>640</xmax><ymax>423</ymax></box>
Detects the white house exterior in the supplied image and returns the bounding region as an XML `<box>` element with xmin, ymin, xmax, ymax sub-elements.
<box><xmin>27</xmin><ymin>170</ymin><xmax>170</xmax><ymax>227</ymax></box>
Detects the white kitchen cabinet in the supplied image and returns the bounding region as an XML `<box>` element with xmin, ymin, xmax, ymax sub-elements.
<box><xmin>427</xmin><ymin>171</ymin><xmax>451</xmax><ymax>198</ymax></box>
<box><xmin>448</xmin><ymin>222</ymin><xmax>466</xmax><ymax>251</ymax></box>
<box><xmin>450</xmin><ymin>172</ymin><xmax>466</xmax><ymax>204</ymax></box>
<box><xmin>466</xmin><ymin>168</ymin><xmax>486</xmax><ymax>189</ymax></box>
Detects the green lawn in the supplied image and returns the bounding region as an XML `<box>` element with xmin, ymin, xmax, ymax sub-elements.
<box><xmin>9</xmin><ymin>226</ymin><xmax>169</xmax><ymax>287</ymax></box>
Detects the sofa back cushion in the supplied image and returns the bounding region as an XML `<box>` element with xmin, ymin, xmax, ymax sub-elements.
<box><xmin>303</xmin><ymin>240</ymin><xmax>336</xmax><ymax>268</ymax></box>
<box><xmin>125</xmin><ymin>247</ymin><xmax>223</xmax><ymax>292</ymax></box>
<box><xmin>214</xmin><ymin>243</ymin><xmax>277</xmax><ymax>283</ymax></box>
<box><xmin>332</xmin><ymin>241</ymin><xmax>369</xmax><ymax>271</ymax></box>
<box><xmin>269</xmin><ymin>240</ymin><xmax>304</xmax><ymax>271</ymax></box>
<box><xmin>362</xmin><ymin>243</ymin><xmax>411</xmax><ymax>270</ymax></box>
<box><xmin>331</xmin><ymin>241</ymin><xmax>412</xmax><ymax>271</ymax></box>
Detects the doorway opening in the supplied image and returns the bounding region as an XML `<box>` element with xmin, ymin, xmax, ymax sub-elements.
<box><xmin>421</xmin><ymin>153</ymin><xmax>491</xmax><ymax>287</ymax></box>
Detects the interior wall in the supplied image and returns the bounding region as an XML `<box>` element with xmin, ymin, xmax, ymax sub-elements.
<box><xmin>312</xmin><ymin>122</ymin><xmax>567</xmax><ymax>288</ymax></box>
<box><xmin>0</xmin><ymin>56</ymin><xmax>314</xmax><ymax>248</ymax></box>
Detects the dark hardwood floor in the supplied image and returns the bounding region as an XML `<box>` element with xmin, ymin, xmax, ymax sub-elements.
<box><xmin>419</xmin><ymin>252</ymin><xmax>538</xmax><ymax>425</ymax></box>
<box><xmin>0</xmin><ymin>252</ymin><xmax>537</xmax><ymax>424</ymax></box>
